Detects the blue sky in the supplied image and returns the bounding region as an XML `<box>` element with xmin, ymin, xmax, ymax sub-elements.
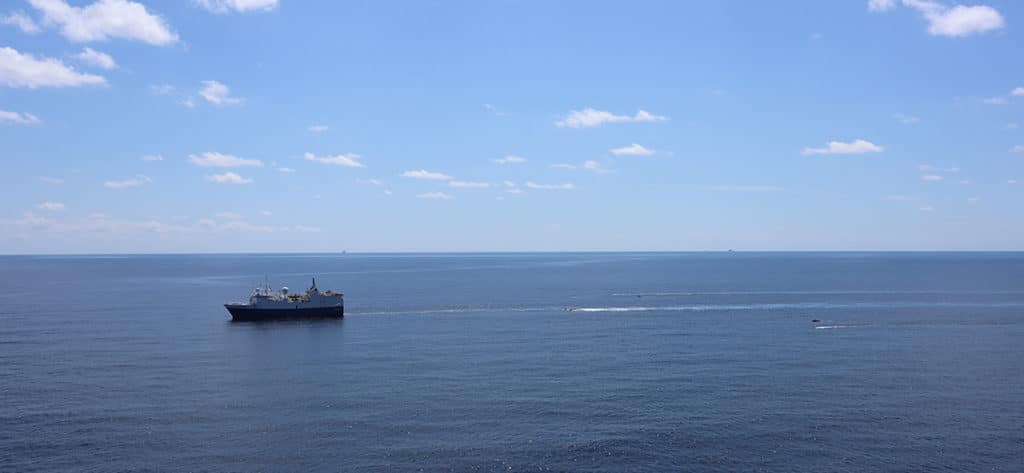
<box><xmin>1</xmin><ymin>0</ymin><xmax>1022</xmax><ymax>253</ymax></box>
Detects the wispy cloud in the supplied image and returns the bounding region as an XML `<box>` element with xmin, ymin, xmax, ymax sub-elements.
<box><xmin>308</xmin><ymin>124</ymin><xmax>328</xmax><ymax>133</ymax></box>
<box><xmin>2</xmin><ymin>11</ymin><xmax>41</xmax><ymax>33</ymax></box>
<box><xmin>1012</xmin><ymin>87</ymin><xmax>1024</xmax><ymax>97</ymax></box>
<box><xmin>26</xmin><ymin>0</ymin><xmax>179</xmax><ymax>45</ymax></box>
<box><xmin>304</xmin><ymin>152</ymin><xmax>364</xmax><ymax>167</ymax></box>
<box><xmin>0</xmin><ymin>109</ymin><xmax>41</xmax><ymax>125</ymax></box>
<box><xmin>556</xmin><ymin>108</ymin><xmax>667</xmax><ymax>128</ymax></box>
<box><xmin>801</xmin><ymin>139</ymin><xmax>883</xmax><ymax>156</ymax></box>
<box><xmin>869</xmin><ymin>0</ymin><xmax>1005</xmax><ymax>37</ymax></box>
<box><xmin>141</xmin><ymin>154</ymin><xmax>163</xmax><ymax>161</ymax></box>
<box><xmin>983</xmin><ymin>96</ymin><xmax>1008</xmax><ymax>105</ymax></box>
<box><xmin>920</xmin><ymin>205</ymin><xmax>935</xmax><ymax>212</ymax></box>
<box><xmin>417</xmin><ymin>192</ymin><xmax>451</xmax><ymax>200</ymax></box>
<box><xmin>36</xmin><ymin>201</ymin><xmax>65</xmax><ymax>211</ymax></box>
<box><xmin>74</xmin><ymin>47</ymin><xmax>116</xmax><ymax>69</ymax></box>
<box><xmin>149</xmin><ymin>83</ymin><xmax>174</xmax><ymax>95</ymax></box>
<box><xmin>550</xmin><ymin>164</ymin><xmax>577</xmax><ymax>170</ymax></box>
<box><xmin>0</xmin><ymin>46</ymin><xmax>105</xmax><ymax>88</ymax></box>
<box><xmin>214</xmin><ymin>211</ymin><xmax>242</xmax><ymax>219</ymax></box>
<box><xmin>483</xmin><ymin>103</ymin><xmax>505</xmax><ymax>116</ymax></box>
<box><xmin>189</xmin><ymin>152</ymin><xmax>263</xmax><ymax>167</ymax></box>
<box><xmin>610</xmin><ymin>143</ymin><xmax>656</xmax><ymax>156</ymax></box>
<box><xmin>402</xmin><ymin>169</ymin><xmax>452</xmax><ymax>180</ymax></box>
<box><xmin>40</xmin><ymin>176</ymin><xmax>64</xmax><ymax>184</ymax></box>
<box><xmin>921</xmin><ymin>174</ymin><xmax>943</xmax><ymax>181</ymax></box>
<box><xmin>494</xmin><ymin>155</ymin><xmax>526</xmax><ymax>165</ymax></box>
<box><xmin>104</xmin><ymin>175</ymin><xmax>151</xmax><ymax>188</ymax></box>
<box><xmin>893</xmin><ymin>113</ymin><xmax>920</xmax><ymax>124</ymax></box>
<box><xmin>448</xmin><ymin>180</ymin><xmax>490</xmax><ymax>188</ymax></box>
<box><xmin>1011</xmin><ymin>145</ymin><xmax>1024</xmax><ymax>153</ymax></box>
<box><xmin>918</xmin><ymin>164</ymin><xmax>959</xmax><ymax>173</ymax></box>
<box><xmin>583</xmin><ymin>160</ymin><xmax>611</xmax><ymax>174</ymax></box>
<box><xmin>704</xmin><ymin>185</ymin><xmax>783</xmax><ymax>192</ymax></box>
<box><xmin>206</xmin><ymin>172</ymin><xmax>252</xmax><ymax>184</ymax></box>
<box><xmin>194</xmin><ymin>0</ymin><xmax>279</xmax><ymax>13</ymax></box>
<box><xmin>277</xmin><ymin>167</ymin><xmax>295</xmax><ymax>173</ymax></box>
<box><xmin>199</xmin><ymin>80</ymin><xmax>243</xmax><ymax>105</ymax></box>
<box><xmin>525</xmin><ymin>181</ymin><xmax>575</xmax><ymax>190</ymax></box>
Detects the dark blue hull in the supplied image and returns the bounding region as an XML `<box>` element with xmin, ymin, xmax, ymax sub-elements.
<box><xmin>225</xmin><ymin>305</ymin><xmax>343</xmax><ymax>321</ymax></box>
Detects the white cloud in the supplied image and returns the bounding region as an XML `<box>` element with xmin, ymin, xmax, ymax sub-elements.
<box><xmin>550</xmin><ymin>164</ymin><xmax>577</xmax><ymax>170</ymax></box>
<box><xmin>801</xmin><ymin>139</ymin><xmax>883</xmax><ymax>156</ymax></box>
<box><xmin>893</xmin><ymin>113</ymin><xmax>920</xmax><ymax>124</ymax></box>
<box><xmin>402</xmin><ymin>169</ymin><xmax>452</xmax><ymax>180</ymax></box>
<box><xmin>417</xmin><ymin>192</ymin><xmax>451</xmax><ymax>200</ymax></box>
<box><xmin>983</xmin><ymin>97</ymin><xmax>1008</xmax><ymax>105</ymax></box>
<box><xmin>920</xmin><ymin>206</ymin><xmax>935</xmax><ymax>212</ymax></box>
<box><xmin>0</xmin><ymin>110</ymin><xmax>41</xmax><ymax>125</ymax></box>
<box><xmin>2</xmin><ymin>11</ymin><xmax>41</xmax><ymax>33</ymax></box>
<box><xmin>206</xmin><ymin>172</ymin><xmax>252</xmax><ymax>184</ymax></box>
<box><xmin>214</xmin><ymin>211</ymin><xmax>242</xmax><ymax>219</ymax></box>
<box><xmin>918</xmin><ymin>164</ymin><xmax>959</xmax><ymax>173</ymax></box>
<box><xmin>366</xmin><ymin>179</ymin><xmax>383</xmax><ymax>186</ymax></box>
<box><xmin>277</xmin><ymin>167</ymin><xmax>295</xmax><ymax>173</ymax></box>
<box><xmin>74</xmin><ymin>47</ymin><xmax>115</xmax><ymax>69</ymax></box>
<box><xmin>704</xmin><ymin>185</ymin><xmax>783</xmax><ymax>192</ymax></box>
<box><xmin>304</xmin><ymin>152</ymin><xmax>364</xmax><ymax>168</ymax></box>
<box><xmin>149</xmin><ymin>83</ymin><xmax>173</xmax><ymax>95</ymax></box>
<box><xmin>868</xmin><ymin>0</ymin><xmax>897</xmax><ymax>11</ymax></box>
<box><xmin>503</xmin><ymin>180</ymin><xmax>517</xmax><ymax>188</ymax></box>
<box><xmin>193</xmin><ymin>0</ymin><xmax>279</xmax><ymax>13</ymax></box>
<box><xmin>871</xmin><ymin>0</ymin><xmax>1005</xmax><ymax>37</ymax></box>
<box><xmin>104</xmin><ymin>175</ymin><xmax>151</xmax><ymax>188</ymax></box>
<box><xmin>0</xmin><ymin>47</ymin><xmax>106</xmax><ymax>88</ymax></box>
<box><xmin>494</xmin><ymin>155</ymin><xmax>526</xmax><ymax>164</ymax></box>
<box><xmin>921</xmin><ymin>174</ymin><xmax>943</xmax><ymax>181</ymax></box>
<box><xmin>308</xmin><ymin>124</ymin><xmax>328</xmax><ymax>133</ymax></box>
<box><xmin>181</xmin><ymin>97</ymin><xmax>195</xmax><ymax>108</ymax></box>
<box><xmin>610</xmin><ymin>143</ymin><xmax>656</xmax><ymax>156</ymax></box>
<box><xmin>1011</xmin><ymin>87</ymin><xmax>1024</xmax><ymax>97</ymax></box>
<box><xmin>483</xmin><ymin>103</ymin><xmax>504</xmax><ymax>116</ymax></box>
<box><xmin>449</xmin><ymin>180</ymin><xmax>490</xmax><ymax>188</ymax></box>
<box><xmin>1011</xmin><ymin>145</ymin><xmax>1024</xmax><ymax>153</ymax></box>
<box><xmin>37</xmin><ymin>201</ymin><xmax>65</xmax><ymax>211</ymax></box>
<box><xmin>199</xmin><ymin>80</ymin><xmax>243</xmax><ymax>105</ymax></box>
<box><xmin>555</xmin><ymin>108</ymin><xmax>667</xmax><ymax>128</ymax></box>
<box><xmin>141</xmin><ymin>154</ymin><xmax>163</xmax><ymax>161</ymax></box>
<box><xmin>1009</xmin><ymin>179</ymin><xmax>1018</xmax><ymax>185</ymax></box>
<box><xmin>583</xmin><ymin>160</ymin><xmax>611</xmax><ymax>173</ymax></box>
<box><xmin>1008</xmin><ymin>123</ymin><xmax>1020</xmax><ymax>130</ymax></box>
<box><xmin>259</xmin><ymin>210</ymin><xmax>272</xmax><ymax>216</ymax></box>
<box><xmin>189</xmin><ymin>151</ymin><xmax>263</xmax><ymax>167</ymax></box>
<box><xmin>525</xmin><ymin>181</ymin><xmax>575</xmax><ymax>190</ymax></box>
<box><xmin>40</xmin><ymin>176</ymin><xmax>64</xmax><ymax>184</ymax></box>
<box><xmin>506</xmin><ymin>188</ymin><xmax>523</xmax><ymax>194</ymax></box>
<box><xmin>27</xmin><ymin>0</ymin><xmax>178</xmax><ymax>45</ymax></box>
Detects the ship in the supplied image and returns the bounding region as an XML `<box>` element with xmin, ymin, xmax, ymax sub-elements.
<box><xmin>225</xmin><ymin>278</ymin><xmax>344</xmax><ymax>321</ymax></box>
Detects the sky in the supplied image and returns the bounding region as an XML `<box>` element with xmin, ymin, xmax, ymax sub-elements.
<box><xmin>1</xmin><ymin>0</ymin><xmax>1022</xmax><ymax>253</ymax></box>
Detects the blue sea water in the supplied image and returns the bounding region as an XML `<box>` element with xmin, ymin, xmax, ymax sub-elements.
<box><xmin>1</xmin><ymin>252</ymin><xmax>1022</xmax><ymax>472</ymax></box>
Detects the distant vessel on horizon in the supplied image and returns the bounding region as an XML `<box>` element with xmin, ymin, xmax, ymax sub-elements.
<box><xmin>224</xmin><ymin>278</ymin><xmax>344</xmax><ymax>321</ymax></box>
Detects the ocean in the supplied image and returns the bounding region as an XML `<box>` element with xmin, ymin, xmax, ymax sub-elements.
<box><xmin>1</xmin><ymin>252</ymin><xmax>1022</xmax><ymax>472</ymax></box>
